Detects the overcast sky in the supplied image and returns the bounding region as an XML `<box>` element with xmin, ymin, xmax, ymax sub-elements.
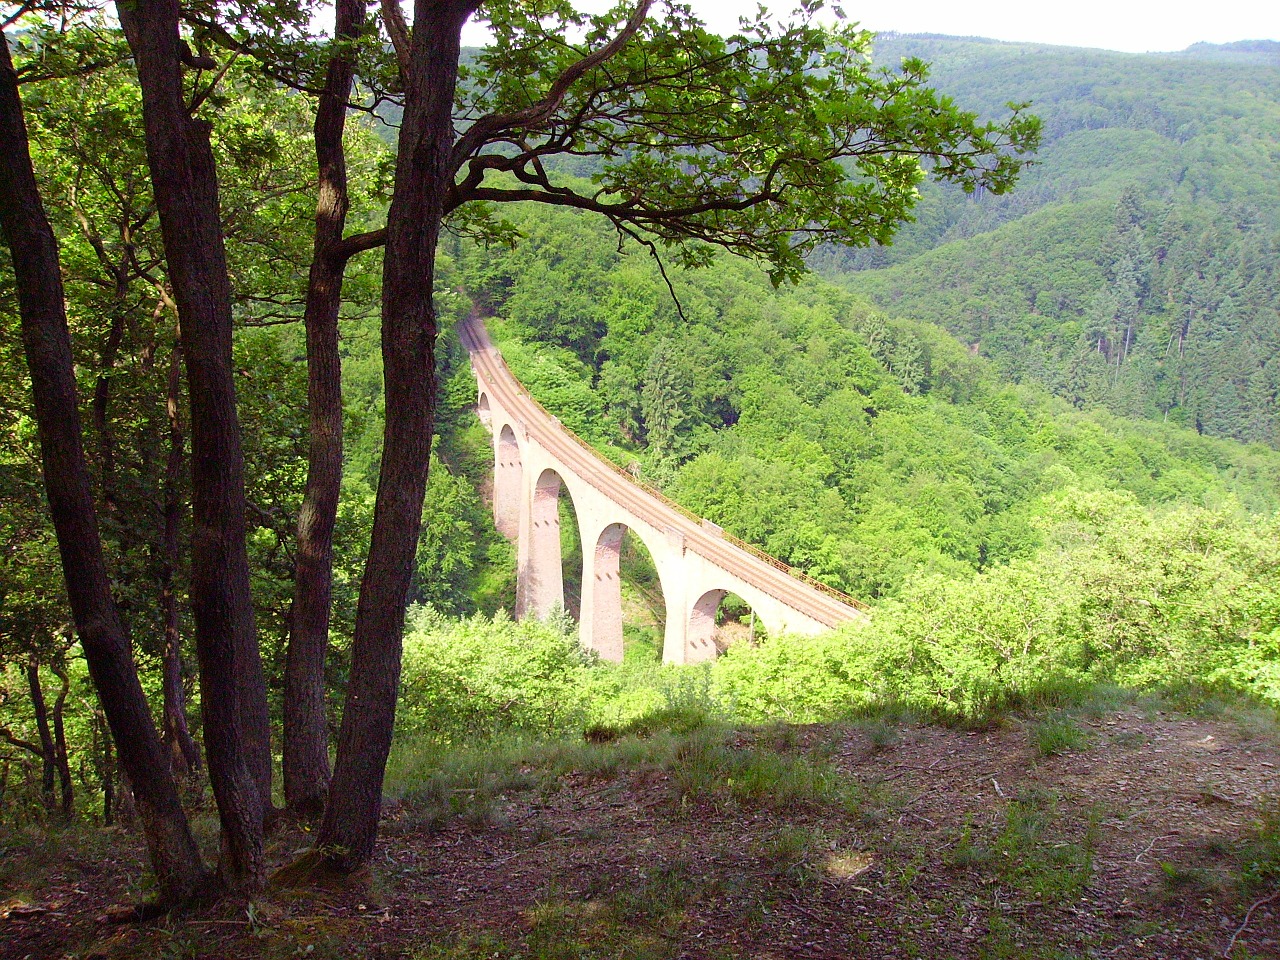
<box><xmin>460</xmin><ymin>1</ymin><xmax>1278</xmax><ymax>55</ymax></box>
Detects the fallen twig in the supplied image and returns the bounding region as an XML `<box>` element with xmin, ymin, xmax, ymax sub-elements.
<box><xmin>899</xmin><ymin>810</ymin><xmax>937</xmax><ymax>827</ymax></box>
<box><xmin>1224</xmin><ymin>888</ymin><xmax>1280</xmax><ymax>957</ymax></box>
<box><xmin>1135</xmin><ymin>833</ymin><xmax>1175</xmax><ymax>864</ymax></box>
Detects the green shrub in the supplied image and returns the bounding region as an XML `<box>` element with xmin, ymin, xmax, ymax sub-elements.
<box><xmin>709</xmin><ymin>494</ymin><xmax>1280</xmax><ymax>725</ymax></box>
<box><xmin>391</xmin><ymin>493</ymin><xmax>1280</xmax><ymax>749</ymax></box>
<box><xmin>398</xmin><ymin>605</ymin><xmax>601</xmax><ymax>741</ymax></box>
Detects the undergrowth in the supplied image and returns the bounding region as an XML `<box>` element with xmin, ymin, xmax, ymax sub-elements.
<box><xmin>385</xmin><ymin>704</ymin><xmax>843</xmax><ymax>832</ymax></box>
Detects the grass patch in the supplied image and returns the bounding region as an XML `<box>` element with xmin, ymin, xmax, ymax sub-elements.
<box><xmin>1071</xmin><ymin>683</ymin><xmax>1137</xmax><ymax>719</ymax></box>
<box><xmin>945</xmin><ymin>792</ymin><xmax>1099</xmax><ymax>905</ymax></box>
<box><xmin>840</xmin><ymin>777</ymin><xmax>905</xmax><ymax>827</ymax></box>
<box><xmin>759</xmin><ymin>825</ymin><xmax>820</xmax><ymax>879</ymax></box>
<box><xmin>417</xmin><ymin>861</ymin><xmax>707</xmax><ymax>960</ymax></box>
<box><xmin>387</xmin><ymin>704</ymin><xmax>840</xmax><ymax>833</ymax></box>
<box><xmin>854</xmin><ymin>717</ymin><xmax>900</xmax><ymax>751</ymax></box>
<box><xmin>669</xmin><ymin>728</ymin><xmax>836</xmax><ymax>811</ymax></box>
<box><xmin>946</xmin><ymin>817</ymin><xmax>993</xmax><ymax>870</ymax></box>
<box><xmin>1158</xmin><ymin>860</ymin><xmax>1217</xmax><ymax>893</ymax></box>
<box><xmin>1030</xmin><ymin>714</ymin><xmax>1089</xmax><ymax>757</ymax></box>
<box><xmin>994</xmin><ymin>794</ymin><xmax>1099</xmax><ymax>902</ymax></box>
<box><xmin>585</xmin><ymin>702</ymin><xmax>716</xmax><ymax>742</ymax></box>
<box><xmin>1237</xmin><ymin>807</ymin><xmax>1280</xmax><ymax>896</ymax></box>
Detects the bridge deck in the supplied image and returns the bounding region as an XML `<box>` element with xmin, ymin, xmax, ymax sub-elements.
<box><xmin>458</xmin><ymin>315</ymin><xmax>868</xmax><ymax>629</ymax></box>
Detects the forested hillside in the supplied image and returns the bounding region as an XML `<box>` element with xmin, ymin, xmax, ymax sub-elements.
<box><xmin>4</xmin><ymin>10</ymin><xmax>1280</xmax><ymax>940</ymax></box>
<box><xmin>823</xmin><ymin>36</ymin><xmax>1280</xmax><ymax>448</ymax></box>
<box><xmin>448</xmin><ymin>199</ymin><xmax>1280</xmax><ymax>610</ymax></box>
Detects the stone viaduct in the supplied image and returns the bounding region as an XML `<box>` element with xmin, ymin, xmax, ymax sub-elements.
<box><xmin>457</xmin><ymin>314</ymin><xmax>869</xmax><ymax>665</ymax></box>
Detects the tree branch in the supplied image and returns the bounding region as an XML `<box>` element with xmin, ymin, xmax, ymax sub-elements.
<box><xmin>188</xmin><ymin>49</ymin><xmax>239</xmax><ymax>113</ymax></box>
<box><xmin>329</xmin><ymin>225</ymin><xmax>386</xmax><ymax>264</ymax></box>
<box><xmin>614</xmin><ymin>220</ymin><xmax>689</xmax><ymax>324</ymax></box>
<box><xmin>454</xmin><ymin>183</ymin><xmax>774</xmax><ymax>223</ymax></box>
<box><xmin>0</xmin><ymin>727</ymin><xmax>43</xmax><ymax>759</ymax></box>
<box><xmin>379</xmin><ymin>0</ymin><xmax>411</xmax><ymax>76</ymax></box>
<box><xmin>451</xmin><ymin>0</ymin><xmax>654</xmax><ymax>171</ymax></box>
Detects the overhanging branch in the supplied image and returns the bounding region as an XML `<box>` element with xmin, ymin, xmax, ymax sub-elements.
<box><xmin>450</xmin><ymin>0</ymin><xmax>654</xmax><ymax>172</ymax></box>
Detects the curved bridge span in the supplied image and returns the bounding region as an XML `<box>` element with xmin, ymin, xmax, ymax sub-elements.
<box><xmin>458</xmin><ymin>315</ymin><xmax>869</xmax><ymax>665</ymax></box>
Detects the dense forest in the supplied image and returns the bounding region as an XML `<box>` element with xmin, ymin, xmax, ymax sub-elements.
<box><xmin>1</xmin><ymin>6</ymin><xmax>1278</xmax><ymax>942</ymax></box>
<box><xmin>825</xmin><ymin>36</ymin><xmax>1280</xmax><ymax>448</ymax></box>
<box><xmin>0</xmin><ymin>1</ymin><xmax>1042</xmax><ymax>902</ymax></box>
<box><xmin>436</xmin><ymin>196</ymin><xmax>1280</xmax><ymax>711</ymax></box>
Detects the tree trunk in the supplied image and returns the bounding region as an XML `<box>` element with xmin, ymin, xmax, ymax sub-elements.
<box><xmin>97</xmin><ymin>710</ymin><xmax>116</xmax><ymax>826</ymax></box>
<box><xmin>160</xmin><ymin>329</ymin><xmax>202</xmax><ymax>779</ymax></box>
<box><xmin>91</xmin><ymin>309</ymin><xmax>127</xmax><ymax>514</ymax></box>
<box><xmin>317</xmin><ymin>0</ymin><xmax>478</xmax><ymax>870</ymax></box>
<box><xmin>50</xmin><ymin>659</ymin><xmax>74</xmax><ymax>820</ymax></box>
<box><xmin>25</xmin><ymin>660</ymin><xmax>56</xmax><ymax>814</ymax></box>
<box><xmin>0</xmin><ymin>31</ymin><xmax>206</xmax><ymax>903</ymax></box>
<box><xmin>284</xmin><ymin>0</ymin><xmax>367</xmax><ymax>818</ymax></box>
<box><xmin>115</xmin><ymin>2</ymin><xmax>270</xmax><ymax>892</ymax></box>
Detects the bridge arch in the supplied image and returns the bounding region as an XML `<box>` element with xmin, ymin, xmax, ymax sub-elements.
<box><xmin>477</xmin><ymin>391</ymin><xmax>492</xmax><ymax>428</ymax></box>
<box><xmin>687</xmin><ymin>588</ymin><xmax>764</xmax><ymax>663</ymax></box>
<box><xmin>687</xmin><ymin>588</ymin><xmax>725</xmax><ymax>663</ymax></box>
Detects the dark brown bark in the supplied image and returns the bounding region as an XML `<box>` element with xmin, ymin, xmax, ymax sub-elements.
<box><xmin>49</xmin><ymin>660</ymin><xmax>74</xmax><ymax>819</ymax></box>
<box><xmin>316</xmin><ymin>0</ymin><xmax>479</xmax><ymax>870</ymax></box>
<box><xmin>0</xmin><ymin>30</ymin><xmax>207</xmax><ymax>902</ymax></box>
<box><xmin>97</xmin><ymin>710</ymin><xmax>116</xmax><ymax>826</ymax></box>
<box><xmin>115</xmin><ymin>2</ymin><xmax>270</xmax><ymax>891</ymax></box>
<box><xmin>25</xmin><ymin>660</ymin><xmax>56</xmax><ymax>813</ymax></box>
<box><xmin>116</xmin><ymin>769</ymin><xmax>138</xmax><ymax>829</ymax></box>
<box><xmin>160</xmin><ymin>329</ymin><xmax>202</xmax><ymax>779</ymax></box>
<box><xmin>0</xmin><ymin>727</ymin><xmax>43</xmax><ymax>758</ymax></box>
<box><xmin>91</xmin><ymin>310</ymin><xmax>127</xmax><ymax>513</ymax></box>
<box><xmin>283</xmin><ymin>0</ymin><xmax>367</xmax><ymax>818</ymax></box>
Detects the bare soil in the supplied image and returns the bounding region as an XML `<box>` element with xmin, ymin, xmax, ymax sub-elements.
<box><xmin>3</xmin><ymin>705</ymin><xmax>1279</xmax><ymax>959</ymax></box>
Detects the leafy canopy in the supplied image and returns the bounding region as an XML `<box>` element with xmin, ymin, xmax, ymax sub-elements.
<box><xmin>449</xmin><ymin>0</ymin><xmax>1040</xmax><ymax>285</ymax></box>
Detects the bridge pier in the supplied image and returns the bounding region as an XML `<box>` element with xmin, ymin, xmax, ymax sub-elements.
<box><xmin>493</xmin><ymin>420</ymin><xmax>522</xmax><ymax>540</ymax></box>
<box><xmin>517</xmin><ymin>467</ymin><xmax>569</xmax><ymax>619</ymax></box>
<box><xmin>580</xmin><ymin>522</ymin><xmax>626</xmax><ymax>662</ymax></box>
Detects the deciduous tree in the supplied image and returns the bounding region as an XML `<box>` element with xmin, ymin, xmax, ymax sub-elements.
<box><xmin>0</xmin><ymin>21</ymin><xmax>208</xmax><ymax>904</ymax></box>
<box><xmin>312</xmin><ymin>0</ymin><xmax>1036</xmax><ymax>869</ymax></box>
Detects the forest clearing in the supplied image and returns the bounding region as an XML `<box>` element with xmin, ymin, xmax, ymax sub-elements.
<box><xmin>4</xmin><ymin>694</ymin><xmax>1280</xmax><ymax>959</ymax></box>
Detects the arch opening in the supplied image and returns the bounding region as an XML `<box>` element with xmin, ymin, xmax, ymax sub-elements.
<box><xmin>477</xmin><ymin>391</ymin><xmax>492</xmax><ymax>429</ymax></box>
<box><xmin>687</xmin><ymin>589</ymin><xmax>763</xmax><ymax>663</ymax></box>
<box><xmin>585</xmin><ymin>523</ymin><xmax>666</xmax><ymax>663</ymax></box>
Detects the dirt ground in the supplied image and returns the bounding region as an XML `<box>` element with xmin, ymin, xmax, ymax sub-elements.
<box><xmin>3</xmin><ymin>704</ymin><xmax>1279</xmax><ymax>959</ymax></box>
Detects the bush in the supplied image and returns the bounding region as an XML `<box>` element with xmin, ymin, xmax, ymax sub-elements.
<box><xmin>398</xmin><ymin>605</ymin><xmax>601</xmax><ymax>741</ymax></box>
<box><xmin>393</xmin><ymin>492</ymin><xmax>1280</xmax><ymax>746</ymax></box>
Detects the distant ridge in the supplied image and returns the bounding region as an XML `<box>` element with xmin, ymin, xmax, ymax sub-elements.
<box><xmin>875</xmin><ymin>31</ymin><xmax>1280</xmax><ymax>60</ymax></box>
<box><xmin>834</xmin><ymin>31</ymin><xmax>1280</xmax><ymax>450</ymax></box>
<box><xmin>1176</xmin><ymin>39</ymin><xmax>1280</xmax><ymax>64</ymax></box>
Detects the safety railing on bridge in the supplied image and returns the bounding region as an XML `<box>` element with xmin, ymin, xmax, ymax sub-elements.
<box><xmin>469</xmin><ymin>325</ymin><xmax>870</xmax><ymax>617</ymax></box>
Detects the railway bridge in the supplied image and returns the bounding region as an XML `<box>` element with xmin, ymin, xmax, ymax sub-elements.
<box><xmin>458</xmin><ymin>314</ymin><xmax>869</xmax><ymax>664</ymax></box>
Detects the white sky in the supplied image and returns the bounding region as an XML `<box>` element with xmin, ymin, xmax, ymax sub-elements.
<box><xmin>461</xmin><ymin>1</ymin><xmax>1279</xmax><ymax>55</ymax></box>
